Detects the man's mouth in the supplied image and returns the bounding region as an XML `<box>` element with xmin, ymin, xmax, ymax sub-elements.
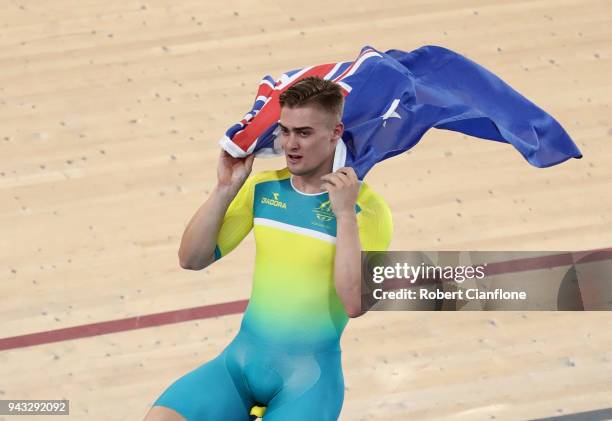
<box><xmin>287</xmin><ymin>153</ymin><xmax>302</xmax><ymax>163</ymax></box>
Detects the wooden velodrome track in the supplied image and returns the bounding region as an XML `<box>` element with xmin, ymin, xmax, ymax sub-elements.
<box><xmin>1</xmin><ymin>0</ymin><xmax>611</xmax><ymax>420</ymax></box>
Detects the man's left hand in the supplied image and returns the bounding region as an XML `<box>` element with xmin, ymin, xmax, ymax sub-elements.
<box><xmin>320</xmin><ymin>167</ymin><xmax>360</xmax><ymax>218</ymax></box>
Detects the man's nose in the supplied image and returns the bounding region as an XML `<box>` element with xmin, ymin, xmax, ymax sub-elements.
<box><xmin>284</xmin><ymin>133</ymin><xmax>300</xmax><ymax>150</ymax></box>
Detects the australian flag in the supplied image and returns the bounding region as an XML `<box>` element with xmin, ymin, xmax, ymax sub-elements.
<box><xmin>219</xmin><ymin>45</ymin><xmax>582</xmax><ymax>179</ymax></box>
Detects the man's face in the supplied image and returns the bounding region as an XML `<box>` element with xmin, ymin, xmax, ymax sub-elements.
<box><xmin>278</xmin><ymin>104</ymin><xmax>343</xmax><ymax>176</ymax></box>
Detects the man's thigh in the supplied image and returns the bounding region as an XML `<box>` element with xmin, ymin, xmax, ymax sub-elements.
<box><xmin>263</xmin><ymin>351</ymin><xmax>344</xmax><ymax>421</ymax></box>
<box><xmin>151</xmin><ymin>353</ymin><xmax>253</xmax><ymax>421</ymax></box>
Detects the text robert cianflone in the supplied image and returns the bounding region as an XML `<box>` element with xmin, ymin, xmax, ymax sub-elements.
<box><xmin>371</xmin><ymin>262</ymin><xmax>487</xmax><ymax>284</ymax></box>
<box><xmin>372</xmin><ymin>288</ymin><xmax>527</xmax><ymax>301</ymax></box>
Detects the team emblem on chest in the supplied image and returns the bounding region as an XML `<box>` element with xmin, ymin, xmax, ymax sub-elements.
<box><xmin>313</xmin><ymin>200</ymin><xmax>335</xmax><ymax>222</ymax></box>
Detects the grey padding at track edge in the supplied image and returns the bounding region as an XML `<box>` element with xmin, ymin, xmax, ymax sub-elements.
<box><xmin>529</xmin><ymin>407</ymin><xmax>612</xmax><ymax>421</ymax></box>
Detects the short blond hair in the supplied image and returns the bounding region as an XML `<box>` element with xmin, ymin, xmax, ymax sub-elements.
<box><xmin>279</xmin><ymin>76</ymin><xmax>344</xmax><ymax>122</ymax></box>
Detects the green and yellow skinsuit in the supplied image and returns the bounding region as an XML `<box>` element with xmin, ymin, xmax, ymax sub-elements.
<box><xmin>154</xmin><ymin>167</ymin><xmax>393</xmax><ymax>420</ymax></box>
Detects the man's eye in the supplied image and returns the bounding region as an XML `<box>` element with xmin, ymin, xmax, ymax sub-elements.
<box><xmin>299</xmin><ymin>131</ymin><xmax>309</xmax><ymax>137</ymax></box>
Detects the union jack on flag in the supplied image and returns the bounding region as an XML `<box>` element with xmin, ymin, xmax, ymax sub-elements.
<box><xmin>219</xmin><ymin>45</ymin><xmax>582</xmax><ymax>179</ymax></box>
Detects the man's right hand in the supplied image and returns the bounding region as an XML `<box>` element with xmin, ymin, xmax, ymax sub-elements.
<box><xmin>179</xmin><ymin>149</ymin><xmax>255</xmax><ymax>270</ymax></box>
<box><xmin>217</xmin><ymin>149</ymin><xmax>255</xmax><ymax>193</ymax></box>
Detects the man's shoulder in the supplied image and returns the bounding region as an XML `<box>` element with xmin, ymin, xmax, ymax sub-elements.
<box><xmin>357</xmin><ymin>180</ymin><xmax>389</xmax><ymax>208</ymax></box>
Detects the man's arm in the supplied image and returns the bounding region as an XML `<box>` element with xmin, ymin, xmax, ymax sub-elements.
<box><xmin>178</xmin><ymin>150</ymin><xmax>254</xmax><ymax>270</ymax></box>
<box><xmin>321</xmin><ymin>167</ymin><xmax>364</xmax><ymax>318</ymax></box>
<box><xmin>335</xmin><ymin>211</ymin><xmax>364</xmax><ymax>318</ymax></box>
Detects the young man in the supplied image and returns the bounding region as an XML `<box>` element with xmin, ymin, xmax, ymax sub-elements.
<box><xmin>144</xmin><ymin>76</ymin><xmax>393</xmax><ymax>421</ymax></box>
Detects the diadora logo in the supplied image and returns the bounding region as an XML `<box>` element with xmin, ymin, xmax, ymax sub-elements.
<box><xmin>261</xmin><ymin>191</ymin><xmax>287</xmax><ymax>209</ymax></box>
<box><xmin>313</xmin><ymin>200</ymin><xmax>335</xmax><ymax>222</ymax></box>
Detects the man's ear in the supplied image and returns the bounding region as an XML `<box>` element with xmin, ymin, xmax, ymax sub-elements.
<box><xmin>331</xmin><ymin>121</ymin><xmax>344</xmax><ymax>145</ymax></box>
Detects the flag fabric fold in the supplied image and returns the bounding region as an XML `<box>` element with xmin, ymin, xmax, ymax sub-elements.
<box><xmin>219</xmin><ymin>45</ymin><xmax>582</xmax><ymax>179</ymax></box>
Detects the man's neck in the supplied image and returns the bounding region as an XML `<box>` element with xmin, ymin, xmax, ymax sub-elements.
<box><xmin>291</xmin><ymin>163</ymin><xmax>333</xmax><ymax>194</ymax></box>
